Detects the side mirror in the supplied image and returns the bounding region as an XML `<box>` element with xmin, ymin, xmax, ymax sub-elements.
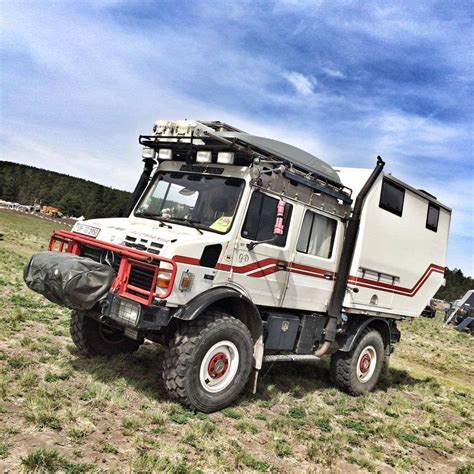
<box><xmin>247</xmin><ymin>200</ymin><xmax>287</xmax><ymax>251</ymax></box>
<box><xmin>273</xmin><ymin>200</ymin><xmax>286</xmax><ymax>236</ymax></box>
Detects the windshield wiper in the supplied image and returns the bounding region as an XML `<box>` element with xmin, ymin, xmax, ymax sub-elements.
<box><xmin>169</xmin><ymin>217</ymin><xmax>204</xmax><ymax>235</ymax></box>
<box><xmin>135</xmin><ymin>212</ymin><xmax>172</xmax><ymax>229</ymax></box>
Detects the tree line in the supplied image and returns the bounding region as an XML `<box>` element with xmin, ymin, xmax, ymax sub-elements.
<box><xmin>0</xmin><ymin>161</ymin><xmax>131</xmax><ymax>219</ymax></box>
<box><xmin>434</xmin><ymin>268</ymin><xmax>473</xmax><ymax>302</ymax></box>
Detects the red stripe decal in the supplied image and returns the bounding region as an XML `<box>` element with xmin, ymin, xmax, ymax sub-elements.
<box><xmin>347</xmin><ymin>264</ymin><xmax>444</xmax><ymax>296</ymax></box>
<box><xmin>173</xmin><ymin>255</ymin><xmax>201</xmax><ymax>265</ymax></box>
<box><xmin>173</xmin><ymin>254</ymin><xmax>444</xmax><ymax>298</ymax></box>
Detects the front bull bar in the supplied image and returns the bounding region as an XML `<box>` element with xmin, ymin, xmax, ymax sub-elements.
<box><xmin>49</xmin><ymin>230</ymin><xmax>177</xmax><ymax>305</ymax></box>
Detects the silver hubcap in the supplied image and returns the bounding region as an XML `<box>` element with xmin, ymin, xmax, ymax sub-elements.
<box><xmin>356</xmin><ymin>345</ymin><xmax>377</xmax><ymax>383</ymax></box>
<box><xmin>199</xmin><ymin>341</ymin><xmax>239</xmax><ymax>393</ymax></box>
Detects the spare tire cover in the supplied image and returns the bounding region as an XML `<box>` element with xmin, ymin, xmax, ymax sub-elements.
<box><xmin>24</xmin><ymin>251</ymin><xmax>115</xmax><ymax>311</ymax></box>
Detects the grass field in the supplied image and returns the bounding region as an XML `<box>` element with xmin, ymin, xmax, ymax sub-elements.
<box><xmin>0</xmin><ymin>208</ymin><xmax>473</xmax><ymax>473</ymax></box>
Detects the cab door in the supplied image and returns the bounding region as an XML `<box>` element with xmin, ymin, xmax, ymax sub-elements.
<box><xmin>283</xmin><ymin>209</ymin><xmax>341</xmax><ymax>312</ymax></box>
<box><xmin>231</xmin><ymin>190</ymin><xmax>293</xmax><ymax>307</ymax></box>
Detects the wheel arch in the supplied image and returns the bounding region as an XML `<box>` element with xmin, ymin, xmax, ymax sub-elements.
<box><xmin>172</xmin><ymin>287</ymin><xmax>264</xmax><ymax>368</ymax></box>
<box><xmin>337</xmin><ymin>316</ymin><xmax>394</xmax><ymax>352</ymax></box>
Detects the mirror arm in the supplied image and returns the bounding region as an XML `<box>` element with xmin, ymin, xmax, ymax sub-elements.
<box><xmin>247</xmin><ymin>237</ymin><xmax>277</xmax><ymax>251</ymax></box>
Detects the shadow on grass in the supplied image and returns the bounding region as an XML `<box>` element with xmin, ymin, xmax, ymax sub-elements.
<box><xmin>255</xmin><ymin>359</ymin><xmax>428</xmax><ymax>400</ymax></box>
<box><xmin>69</xmin><ymin>343</ymin><xmax>171</xmax><ymax>402</ymax></box>
<box><xmin>70</xmin><ymin>343</ymin><xmax>430</xmax><ymax>406</ymax></box>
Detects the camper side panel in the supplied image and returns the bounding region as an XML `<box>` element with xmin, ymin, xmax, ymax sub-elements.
<box><xmin>343</xmin><ymin>175</ymin><xmax>450</xmax><ymax>318</ymax></box>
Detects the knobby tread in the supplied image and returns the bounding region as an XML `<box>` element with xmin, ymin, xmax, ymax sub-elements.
<box><xmin>162</xmin><ymin>310</ymin><xmax>252</xmax><ymax>409</ymax></box>
<box><xmin>330</xmin><ymin>327</ymin><xmax>382</xmax><ymax>396</ymax></box>
<box><xmin>70</xmin><ymin>311</ymin><xmax>90</xmax><ymax>355</ymax></box>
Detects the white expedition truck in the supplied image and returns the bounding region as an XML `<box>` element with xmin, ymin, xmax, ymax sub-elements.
<box><xmin>24</xmin><ymin>120</ymin><xmax>451</xmax><ymax>412</ymax></box>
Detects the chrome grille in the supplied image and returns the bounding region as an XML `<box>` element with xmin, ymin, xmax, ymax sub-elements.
<box><xmin>80</xmin><ymin>244</ymin><xmax>155</xmax><ymax>292</ymax></box>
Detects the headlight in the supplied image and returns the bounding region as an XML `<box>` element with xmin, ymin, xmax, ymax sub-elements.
<box><xmin>110</xmin><ymin>297</ymin><xmax>141</xmax><ymax>326</ymax></box>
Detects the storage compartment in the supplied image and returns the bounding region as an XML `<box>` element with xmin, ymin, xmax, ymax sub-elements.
<box><xmin>264</xmin><ymin>313</ymin><xmax>300</xmax><ymax>351</ymax></box>
<box><xmin>295</xmin><ymin>314</ymin><xmax>326</xmax><ymax>354</ymax></box>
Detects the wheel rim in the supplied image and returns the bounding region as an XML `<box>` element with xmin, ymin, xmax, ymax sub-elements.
<box><xmin>356</xmin><ymin>345</ymin><xmax>377</xmax><ymax>383</ymax></box>
<box><xmin>199</xmin><ymin>341</ymin><xmax>239</xmax><ymax>393</ymax></box>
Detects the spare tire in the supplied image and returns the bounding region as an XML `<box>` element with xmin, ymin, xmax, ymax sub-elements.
<box><xmin>24</xmin><ymin>251</ymin><xmax>115</xmax><ymax>311</ymax></box>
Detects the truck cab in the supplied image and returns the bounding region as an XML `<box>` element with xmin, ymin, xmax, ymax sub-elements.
<box><xmin>25</xmin><ymin>120</ymin><xmax>451</xmax><ymax>412</ymax></box>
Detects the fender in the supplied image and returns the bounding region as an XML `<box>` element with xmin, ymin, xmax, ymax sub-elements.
<box><xmin>173</xmin><ymin>286</ymin><xmax>264</xmax><ymax>370</ymax></box>
<box><xmin>173</xmin><ymin>286</ymin><xmax>259</xmax><ymax>322</ymax></box>
<box><xmin>336</xmin><ymin>316</ymin><xmax>399</xmax><ymax>352</ymax></box>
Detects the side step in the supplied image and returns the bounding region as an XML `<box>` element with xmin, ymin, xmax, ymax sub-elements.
<box><xmin>263</xmin><ymin>354</ymin><xmax>321</xmax><ymax>362</ymax></box>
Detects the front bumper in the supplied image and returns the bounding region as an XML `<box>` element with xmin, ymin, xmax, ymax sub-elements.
<box><xmin>49</xmin><ymin>230</ymin><xmax>177</xmax><ymax>305</ymax></box>
<box><xmin>101</xmin><ymin>293</ymin><xmax>174</xmax><ymax>331</ymax></box>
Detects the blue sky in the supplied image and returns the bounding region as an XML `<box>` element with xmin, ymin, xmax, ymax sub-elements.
<box><xmin>1</xmin><ymin>0</ymin><xmax>473</xmax><ymax>275</ymax></box>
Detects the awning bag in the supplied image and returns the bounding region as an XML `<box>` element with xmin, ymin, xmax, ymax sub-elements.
<box><xmin>24</xmin><ymin>251</ymin><xmax>115</xmax><ymax>311</ymax></box>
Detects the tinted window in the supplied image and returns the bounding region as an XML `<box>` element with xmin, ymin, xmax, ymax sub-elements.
<box><xmin>241</xmin><ymin>192</ymin><xmax>292</xmax><ymax>247</ymax></box>
<box><xmin>297</xmin><ymin>210</ymin><xmax>337</xmax><ymax>258</ymax></box>
<box><xmin>379</xmin><ymin>179</ymin><xmax>405</xmax><ymax>216</ymax></box>
<box><xmin>426</xmin><ymin>203</ymin><xmax>440</xmax><ymax>232</ymax></box>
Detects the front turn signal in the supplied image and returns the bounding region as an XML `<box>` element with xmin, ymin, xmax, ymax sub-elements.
<box><xmin>157</xmin><ymin>272</ymin><xmax>171</xmax><ymax>289</ymax></box>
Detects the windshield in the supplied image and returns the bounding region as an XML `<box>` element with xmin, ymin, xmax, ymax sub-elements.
<box><xmin>135</xmin><ymin>172</ymin><xmax>244</xmax><ymax>234</ymax></box>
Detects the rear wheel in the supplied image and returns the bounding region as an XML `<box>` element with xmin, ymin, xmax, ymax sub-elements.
<box><xmin>162</xmin><ymin>310</ymin><xmax>253</xmax><ymax>412</ymax></box>
<box><xmin>70</xmin><ymin>311</ymin><xmax>141</xmax><ymax>356</ymax></box>
<box><xmin>330</xmin><ymin>328</ymin><xmax>384</xmax><ymax>395</ymax></box>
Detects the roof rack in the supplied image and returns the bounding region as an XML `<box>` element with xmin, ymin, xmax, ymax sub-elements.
<box><xmin>139</xmin><ymin>120</ymin><xmax>352</xmax><ymax>205</ymax></box>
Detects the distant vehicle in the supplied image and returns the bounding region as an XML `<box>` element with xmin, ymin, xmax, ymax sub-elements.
<box><xmin>41</xmin><ymin>205</ymin><xmax>63</xmax><ymax>218</ymax></box>
<box><xmin>421</xmin><ymin>300</ymin><xmax>436</xmax><ymax>318</ymax></box>
<box><xmin>25</xmin><ymin>119</ymin><xmax>451</xmax><ymax>412</ymax></box>
<box><xmin>445</xmin><ymin>290</ymin><xmax>474</xmax><ymax>335</ymax></box>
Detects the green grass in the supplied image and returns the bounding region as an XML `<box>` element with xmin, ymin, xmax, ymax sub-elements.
<box><xmin>0</xmin><ymin>208</ymin><xmax>473</xmax><ymax>472</ymax></box>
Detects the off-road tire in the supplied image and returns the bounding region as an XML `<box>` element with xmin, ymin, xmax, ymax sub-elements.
<box><xmin>70</xmin><ymin>311</ymin><xmax>141</xmax><ymax>356</ymax></box>
<box><xmin>162</xmin><ymin>310</ymin><xmax>253</xmax><ymax>413</ymax></box>
<box><xmin>330</xmin><ymin>328</ymin><xmax>384</xmax><ymax>396</ymax></box>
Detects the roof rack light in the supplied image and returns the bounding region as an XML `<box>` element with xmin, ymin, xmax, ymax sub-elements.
<box><xmin>158</xmin><ymin>149</ymin><xmax>173</xmax><ymax>160</ymax></box>
<box><xmin>217</xmin><ymin>152</ymin><xmax>234</xmax><ymax>164</ymax></box>
<box><xmin>196</xmin><ymin>151</ymin><xmax>212</xmax><ymax>163</ymax></box>
<box><xmin>142</xmin><ymin>147</ymin><xmax>155</xmax><ymax>159</ymax></box>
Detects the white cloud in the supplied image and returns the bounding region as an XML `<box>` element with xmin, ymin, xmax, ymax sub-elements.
<box><xmin>283</xmin><ymin>71</ymin><xmax>317</xmax><ymax>96</ymax></box>
<box><xmin>320</xmin><ymin>67</ymin><xmax>345</xmax><ymax>79</ymax></box>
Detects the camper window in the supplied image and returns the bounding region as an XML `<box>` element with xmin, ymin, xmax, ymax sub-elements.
<box><xmin>426</xmin><ymin>202</ymin><xmax>440</xmax><ymax>232</ymax></box>
<box><xmin>296</xmin><ymin>210</ymin><xmax>337</xmax><ymax>259</ymax></box>
<box><xmin>241</xmin><ymin>191</ymin><xmax>292</xmax><ymax>246</ymax></box>
<box><xmin>379</xmin><ymin>179</ymin><xmax>405</xmax><ymax>217</ymax></box>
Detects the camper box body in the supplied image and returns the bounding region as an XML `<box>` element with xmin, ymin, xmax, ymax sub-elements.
<box><xmin>336</xmin><ymin>168</ymin><xmax>451</xmax><ymax>319</ymax></box>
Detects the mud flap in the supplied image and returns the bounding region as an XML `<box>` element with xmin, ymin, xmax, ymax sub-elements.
<box><xmin>24</xmin><ymin>251</ymin><xmax>115</xmax><ymax>311</ymax></box>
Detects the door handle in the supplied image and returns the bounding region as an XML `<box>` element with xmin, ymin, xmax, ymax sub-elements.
<box><xmin>324</xmin><ymin>273</ymin><xmax>333</xmax><ymax>280</ymax></box>
<box><xmin>276</xmin><ymin>263</ymin><xmax>288</xmax><ymax>271</ymax></box>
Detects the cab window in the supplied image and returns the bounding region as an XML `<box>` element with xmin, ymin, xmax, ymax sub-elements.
<box><xmin>297</xmin><ymin>210</ymin><xmax>337</xmax><ymax>259</ymax></box>
<box><xmin>241</xmin><ymin>191</ymin><xmax>292</xmax><ymax>247</ymax></box>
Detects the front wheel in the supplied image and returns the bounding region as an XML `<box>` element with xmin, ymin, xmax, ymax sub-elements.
<box><xmin>162</xmin><ymin>310</ymin><xmax>253</xmax><ymax>412</ymax></box>
<box><xmin>70</xmin><ymin>311</ymin><xmax>142</xmax><ymax>356</ymax></box>
<box><xmin>330</xmin><ymin>328</ymin><xmax>385</xmax><ymax>395</ymax></box>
